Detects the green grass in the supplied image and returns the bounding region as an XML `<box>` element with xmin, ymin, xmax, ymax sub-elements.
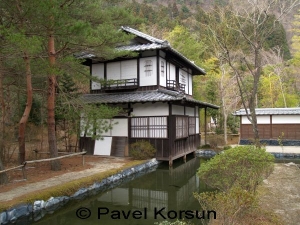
<box><xmin>0</xmin><ymin>160</ymin><xmax>145</xmax><ymax>211</ymax></box>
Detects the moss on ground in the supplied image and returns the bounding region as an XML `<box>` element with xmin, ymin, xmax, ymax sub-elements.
<box><xmin>0</xmin><ymin>160</ymin><xmax>145</xmax><ymax>212</ymax></box>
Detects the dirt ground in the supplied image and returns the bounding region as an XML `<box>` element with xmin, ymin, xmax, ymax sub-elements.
<box><xmin>1</xmin><ymin>156</ymin><xmax>300</xmax><ymax>225</ymax></box>
<box><xmin>259</xmin><ymin>163</ymin><xmax>300</xmax><ymax>225</ymax></box>
<box><xmin>0</xmin><ymin>155</ymin><xmax>131</xmax><ymax>202</ymax></box>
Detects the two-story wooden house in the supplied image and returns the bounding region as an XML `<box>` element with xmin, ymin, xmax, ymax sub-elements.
<box><xmin>79</xmin><ymin>26</ymin><xmax>218</xmax><ymax>165</ymax></box>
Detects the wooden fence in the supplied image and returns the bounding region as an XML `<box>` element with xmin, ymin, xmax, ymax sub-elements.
<box><xmin>0</xmin><ymin>151</ymin><xmax>87</xmax><ymax>181</ymax></box>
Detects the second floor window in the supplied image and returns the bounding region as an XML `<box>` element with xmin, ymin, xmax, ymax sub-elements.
<box><xmin>180</xmin><ymin>72</ymin><xmax>186</xmax><ymax>84</ymax></box>
<box><xmin>144</xmin><ymin>60</ymin><xmax>153</xmax><ymax>77</ymax></box>
<box><xmin>161</xmin><ymin>61</ymin><xmax>165</xmax><ymax>77</ymax></box>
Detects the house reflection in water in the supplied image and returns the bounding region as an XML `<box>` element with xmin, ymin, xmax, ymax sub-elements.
<box><xmin>30</xmin><ymin>157</ymin><xmax>211</xmax><ymax>225</ymax></box>
<box><xmin>97</xmin><ymin>156</ymin><xmax>203</xmax><ymax>217</ymax></box>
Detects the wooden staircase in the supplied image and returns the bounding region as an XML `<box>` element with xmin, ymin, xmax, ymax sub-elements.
<box><xmin>111</xmin><ymin>137</ymin><xmax>127</xmax><ymax>157</ymax></box>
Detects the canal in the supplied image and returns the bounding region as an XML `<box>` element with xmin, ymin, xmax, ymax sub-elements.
<box><xmin>32</xmin><ymin>156</ymin><xmax>212</xmax><ymax>225</ymax></box>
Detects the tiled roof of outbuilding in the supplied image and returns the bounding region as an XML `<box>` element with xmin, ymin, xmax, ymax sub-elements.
<box><xmin>233</xmin><ymin>108</ymin><xmax>300</xmax><ymax>116</ymax></box>
<box><xmin>82</xmin><ymin>89</ymin><xmax>219</xmax><ymax>109</ymax></box>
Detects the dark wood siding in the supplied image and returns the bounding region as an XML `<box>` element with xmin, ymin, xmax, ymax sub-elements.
<box><xmin>79</xmin><ymin>137</ymin><xmax>95</xmax><ymax>155</ymax></box>
<box><xmin>241</xmin><ymin>124</ymin><xmax>300</xmax><ymax>140</ymax></box>
<box><xmin>129</xmin><ymin>115</ymin><xmax>200</xmax><ymax>162</ymax></box>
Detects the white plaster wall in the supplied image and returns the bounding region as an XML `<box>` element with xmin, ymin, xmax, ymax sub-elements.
<box><xmin>111</xmin><ymin>119</ymin><xmax>128</xmax><ymax>136</ymax></box>
<box><xmin>80</xmin><ymin>115</ymin><xmax>93</xmax><ymax>137</ymax></box>
<box><xmin>168</xmin><ymin>63</ymin><xmax>176</xmax><ymax>81</ymax></box>
<box><xmin>91</xmin><ymin>63</ymin><xmax>104</xmax><ymax>90</ymax></box>
<box><xmin>179</xmin><ymin>69</ymin><xmax>188</xmax><ymax>94</ymax></box>
<box><xmin>107</xmin><ymin>62</ymin><xmax>121</xmax><ymax>80</ymax></box>
<box><xmin>257</xmin><ymin>116</ymin><xmax>270</xmax><ymax>124</ymax></box>
<box><xmin>242</xmin><ymin>115</ymin><xmax>270</xmax><ymax>124</ymax></box>
<box><xmin>188</xmin><ymin>74</ymin><xmax>193</xmax><ymax>95</ymax></box>
<box><xmin>272</xmin><ymin>115</ymin><xmax>300</xmax><ymax>124</ymax></box>
<box><xmin>172</xmin><ymin>105</ymin><xmax>184</xmax><ymax>115</ymax></box>
<box><xmin>99</xmin><ymin>119</ymin><xmax>128</xmax><ymax>137</ymax></box>
<box><xmin>139</xmin><ymin>57</ymin><xmax>157</xmax><ymax>86</ymax></box>
<box><xmin>159</xmin><ymin>58</ymin><xmax>166</xmax><ymax>87</ymax></box>
<box><xmin>94</xmin><ymin>137</ymin><xmax>112</xmax><ymax>156</ymax></box>
<box><xmin>196</xmin><ymin>117</ymin><xmax>199</xmax><ymax>134</ymax></box>
<box><xmin>133</xmin><ymin>102</ymin><xmax>169</xmax><ymax>116</ymax></box>
<box><xmin>121</xmin><ymin>60</ymin><xmax>137</xmax><ymax>79</ymax></box>
<box><xmin>186</xmin><ymin>107</ymin><xmax>195</xmax><ymax>116</ymax></box>
<box><xmin>241</xmin><ymin>116</ymin><xmax>251</xmax><ymax>124</ymax></box>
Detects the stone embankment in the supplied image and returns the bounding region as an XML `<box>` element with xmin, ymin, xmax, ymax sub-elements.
<box><xmin>0</xmin><ymin>159</ymin><xmax>159</xmax><ymax>225</ymax></box>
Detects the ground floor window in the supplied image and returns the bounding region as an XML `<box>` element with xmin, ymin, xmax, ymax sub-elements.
<box><xmin>176</xmin><ymin>116</ymin><xmax>188</xmax><ymax>139</ymax></box>
<box><xmin>131</xmin><ymin>116</ymin><xmax>167</xmax><ymax>138</ymax></box>
<box><xmin>189</xmin><ymin>117</ymin><xmax>196</xmax><ymax>135</ymax></box>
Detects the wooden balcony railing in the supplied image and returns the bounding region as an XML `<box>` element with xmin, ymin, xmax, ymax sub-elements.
<box><xmin>166</xmin><ymin>80</ymin><xmax>185</xmax><ymax>92</ymax></box>
<box><xmin>102</xmin><ymin>78</ymin><xmax>138</xmax><ymax>90</ymax></box>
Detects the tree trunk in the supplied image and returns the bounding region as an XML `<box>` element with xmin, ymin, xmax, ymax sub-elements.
<box><xmin>18</xmin><ymin>51</ymin><xmax>33</xmax><ymax>164</ymax></box>
<box><xmin>0</xmin><ymin>60</ymin><xmax>8</xmax><ymax>184</ymax></box>
<box><xmin>48</xmin><ymin>30</ymin><xmax>60</xmax><ymax>171</ymax></box>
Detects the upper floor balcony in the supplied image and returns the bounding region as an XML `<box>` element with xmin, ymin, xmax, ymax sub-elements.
<box><xmin>166</xmin><ymin>80</ymin><xmax>186</xmax><ymax>93</ymax></box>
<box><xmin>102</xmin><ymin>78</ymin><xmax>138</xmax><ymax>91</ymax></box>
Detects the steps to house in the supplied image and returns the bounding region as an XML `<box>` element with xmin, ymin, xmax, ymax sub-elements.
<box><xmin>111</xmin><ymin>137</ymin><xmax>127</xmax><ymax>157</ymax></box>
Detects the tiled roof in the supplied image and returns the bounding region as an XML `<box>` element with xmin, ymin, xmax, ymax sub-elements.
<box><xmin>234</xmin><ymin>108</ymin><xmax>300</xmax><ymax>116</ymax></box>
<box><xmin>82</xmin><ymin>89</ymin><xmax>219</xmax><ymax>109</ymax></box>
<box><xmin>76</xmin><ymin>27</ymin><xmax>206</xmax><ymax>75</ymax></box>
<box><xmin>120</xmin><ymin>26</ymin><xmax>205</xmax><ymax>75</ymax></box>
<box><xmin>121</xmin><ymin>26</ymin><xmax>166</xmax><ymax>44</ymax></box>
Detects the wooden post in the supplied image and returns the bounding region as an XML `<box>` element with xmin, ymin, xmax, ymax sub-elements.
<box><xmin>82</xmin><ymin>149</ymin><xmax>85</xmax><ymax>166</ymax></box>
<box><xmin>33</xmin><ymin>149</ymin><xmax>38</xmax><ymax>160</ymax></box>
<box><xmin>22</xmin><ymin>163</ymin><xmax>27</xmax><ymax>180</ymax></box>
<box><xmin>183</xmin><ymin>154</ymin><xmax>186</xmax><ymax>163</ymax></box>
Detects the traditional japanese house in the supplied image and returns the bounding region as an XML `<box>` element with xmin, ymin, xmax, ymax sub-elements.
<box><xmin>79</xmin><ymin>26</ymin><xmax>218</xmax><ymax>165</ymax></box>
<box><xmin>234</xmin><ymin>108</ymin><xmax>300</xmax><ymax>145</ymax></box>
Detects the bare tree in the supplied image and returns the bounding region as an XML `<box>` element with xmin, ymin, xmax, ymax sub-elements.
<box><xmin>203</xmin><ymin>0</ymin><xmax>300</xmax><ymax>145</ymax></box>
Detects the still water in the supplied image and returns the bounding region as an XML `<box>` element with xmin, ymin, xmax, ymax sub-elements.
<box><xmin>33</xmin><ymin>156</ymin><xmax>212</xmax><ymax>225</ymax></box>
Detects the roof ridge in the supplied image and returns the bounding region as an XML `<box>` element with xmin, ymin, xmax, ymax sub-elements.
<box><xmin>121</xmin><ymin>26</ymin><xmax>168</xmax><ymax>45</ymax></box>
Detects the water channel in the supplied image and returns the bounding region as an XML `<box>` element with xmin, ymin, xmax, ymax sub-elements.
<box><xmin>32</xmin><ymin>156</ymin><xmax>212</xmax><ymax>225</ymax></box>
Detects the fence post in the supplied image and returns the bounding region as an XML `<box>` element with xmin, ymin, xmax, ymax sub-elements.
<box><xmin>22</xmin><ymin>162</ymin><xmax>27</xmax><ymax>180</ymax></box>
<box><xmin>82</xmin><ymin>149</ymin><xmax>85</xmax><ymax>166</ymax></box>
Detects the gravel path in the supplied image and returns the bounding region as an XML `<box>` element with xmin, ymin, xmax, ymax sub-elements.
<box><xmin>259</xmin><ymin>163</ymin><xmax>300</xmax><ymax>225</ymax></box>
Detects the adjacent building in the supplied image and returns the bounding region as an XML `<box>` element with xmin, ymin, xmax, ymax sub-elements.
<box><xmin>234</xmin><ymin>108</ymin><xmax>300</xmax><ymax>145</ymax></box>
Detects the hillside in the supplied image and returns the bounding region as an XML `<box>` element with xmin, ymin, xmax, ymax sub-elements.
<box><xmin>132</xmin><ymin>0</ymin><xmax>299</xmax><ymax>51</ymax></box>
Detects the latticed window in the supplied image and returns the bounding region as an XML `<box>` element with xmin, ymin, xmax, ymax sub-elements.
<box><xmin>176</xmin><ymin>116</ymin><xmax>188</xmax><ymax>139</ymax></box>
<box><xmin>131</xmin><ymin>116</ymin><xmax>167</xmax><ymax>138</ymax></box>
<box><xmin>179</xmin><ymin>72</ymin><xmax>186</xmax><ymax>84</ymax></box>
<box><xmin>144</xmin><ymin>60</ymin><xmax>153</xmax><ymax>77</ymax></box>
<box><xmin>189</xmin><ymin>117</ymin><xmax>196</xmax><ymax>135</ymax></box>
<box><xmin>160</xmin><ymin>61</ymin><xmax>165</xmax><ymax>77</ymax></box>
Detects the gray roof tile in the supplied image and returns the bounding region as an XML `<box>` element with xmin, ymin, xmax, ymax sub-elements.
<box><xmin>82</xmin><ymin>89</ymin><xmax>219</xmax><ymax>109</ymax></box>
<box><xmin>234</xmin><ymin>108</ymin><xmax>300</xmax><ymax>115</ymax></box>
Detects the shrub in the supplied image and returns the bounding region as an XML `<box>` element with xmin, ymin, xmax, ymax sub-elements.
<box><xmin>223</xmin><ymin>145</ymin><xmax>232</xmax><ymax>150</ymax></box>
<box><xmin>199</xmin><ymin>144</ymin><xmax>211</xmax><ymax>149</ymax></box>
<box><xmin>194</xmin><ymin>186</ymin><xmax>282</xmax><ymax>225</ymax></box>
<box><xmin>207</xmin><ymin>135</ymin><xmax>225</xmax><ymax>149</ymax></box>
<box><xmin>197</xmin><ymin>145</ymin><xmax>274</xmax><ymax>193</ymax></box>
<box><xmin>195</xmin><ymin>145</ymin><xmax>279</xmax><ymax>225</ymax></box>
<box><xmin>129</xmin><ymin>140</ymin><xmax>156</xmax><ymax>160</ymax></box>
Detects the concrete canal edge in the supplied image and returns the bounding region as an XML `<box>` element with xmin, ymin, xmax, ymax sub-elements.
<box><xmin>0</xmin><ymin>158</ymin><xmax>160</xmax><ymax>225</ymax></box>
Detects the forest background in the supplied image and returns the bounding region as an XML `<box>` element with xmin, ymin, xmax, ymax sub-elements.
<box><xmin>0</xmin><ymin>0</ymin><xmax>300</xmax><ymax>182</ymax></box>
